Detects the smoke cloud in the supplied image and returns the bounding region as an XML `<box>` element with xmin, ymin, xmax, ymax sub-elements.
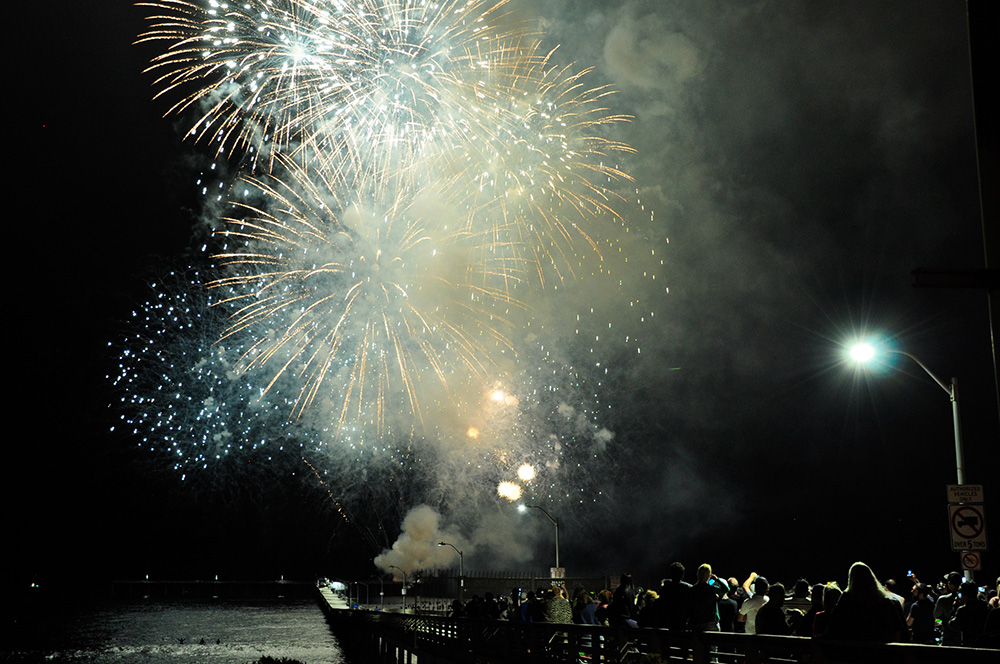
<box><xmin>374</xmin><ymin>505</ymin><xmax>470</xmax><ymax>575</ymax></box>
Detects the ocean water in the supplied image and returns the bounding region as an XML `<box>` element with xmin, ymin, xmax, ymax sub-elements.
<box><xmin>4</xmin><ymin>598</ymin><xmax>348</xmax><ymax>664</ymax></box>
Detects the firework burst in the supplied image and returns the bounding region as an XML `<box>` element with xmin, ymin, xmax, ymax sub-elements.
<box><xmin>137</xmin><ymin>0</ymin><xmax>525</xmax><ymax>172</ymax></box>
<box><xmin>138</xmin><ymin>2</ymin><xmax>634</xmax><ymax>278</ymax></box>
<box><xmin>423</xmin><ymin>45</ymin><xmax>637</xmax><ymax>289</ymax></box>
<box><xmin>127</xmin><ymin>0</ymin><xmax>658</xmax><ymax>537</ymax></box>
<box><xmin>107</xmin><ymin>267</ymin><xmax>313</xmax><ymax>480</ymax></box>
<box><xmin>209</xmin><ymin>155</ymin><xmax>522</xmax><ymax>437</ymax></box>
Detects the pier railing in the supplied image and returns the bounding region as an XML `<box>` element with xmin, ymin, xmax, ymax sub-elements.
<box><xmin>321</xmin><ymin>606</ymin><xmax>996</xmax><ymax>664</ymax></box>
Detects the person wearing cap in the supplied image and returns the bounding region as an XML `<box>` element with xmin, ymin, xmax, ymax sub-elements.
<box><xmin>906</xmin><ymin>583</ymin><xmax>936</xmax><ymax>644</ymax></box>
<box><xmin>738</xmin><ymin>572</ymin><xmax>770</xmax><ymax>635</ymax></box>
<box><xmin>755</xmin><ymin>582</ymin><xmax>791</xmax><ymax>635</ymax></box>
<box><xmin>934</xmin><ymin>571</ymin><xmax>964</xmax><ymax>646</ymax></box>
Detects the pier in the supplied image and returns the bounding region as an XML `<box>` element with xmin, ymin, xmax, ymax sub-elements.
<box><xmin>317</xmin><ymin>587</ymin><xmax>994</xmax><ymax>664</ymax></box>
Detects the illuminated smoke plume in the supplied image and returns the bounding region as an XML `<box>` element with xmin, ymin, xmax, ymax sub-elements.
<box><xmin>124</xmin><ymin>0</ymin><xmax>663</xmax><ymax>567</ymax></box>
<box><xmin>374</xmin><ymin>504</ymin><xmax>469</xmax><ymax>575</ymax></box>
<box><xmin>209</xmin><ymin>155</ymin><xmax>518</xmax><ymax>439</ymax></box>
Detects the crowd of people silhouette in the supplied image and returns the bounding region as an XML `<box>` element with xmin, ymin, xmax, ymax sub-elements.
<box><xmin>445</xmin><ymin>561</ymin><xmax>998</xmax><ymax>649</ymax></box>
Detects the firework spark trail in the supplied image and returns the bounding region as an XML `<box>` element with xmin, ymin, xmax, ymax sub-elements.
<box><xmin>108</xmin><ymin>266</ymin><xmax>627</xmax><ymax>528</ymax></box>
<box><xmin>420</xmin><ymin>43</ymin><xmax>636</xmax><ymax>289</ymax></box>
<box><xmin>129</xmin><ymin>0</ymin><xmax>658</xmax><ymax>545</ymax></box>
<box><xmin>137</xmin><ymin>0</ymin><xmax>525</xmax><ymax>173</ymax></box>
<box><xmin>208</xmin><ymin>154</ymin><xmax>524</xmax><ymax>438</ymax></box>
<box><xmin>106</xmin><ymin>265</ymin><xmax>427</xmax><ymax>522</ymax></box>
<box><xmin>138</xmin><ymin>2</ymin><xmax>636</xmax><ymax>289</ymax></box>
<box><xmin>438</xmin><ymin>335</ymin><xmax>615</xmax><ymax>509</ymax></box>
<box><xmin>107</xmin><ymin>267</ymin><xmax>315</xmax><ymax>479</ymax></box>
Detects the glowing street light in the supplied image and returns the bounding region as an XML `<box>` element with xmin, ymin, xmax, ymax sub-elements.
<box><xmin>437</xmin><ymin>541</ymin><xmax>464</xmax><ymax>602</ymax></box>
<box><xmin>848</xmin><ymin>342</ymin><xmax>966</xmax><ymax>484</ymax></box>
<box><xmin>518</xmin><ymin>503</ymin><xmax>560</xmax><ymax>572</ymax></box>
<box><xmin>848</xmin><ymin>342</ymin><xmax>876</xmax><ymax>363</ymax></box>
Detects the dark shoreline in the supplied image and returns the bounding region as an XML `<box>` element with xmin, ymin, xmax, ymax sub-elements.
<box><xmin>109</xmin><ymin>579</ymin><xmax>316</xmax><ymax>600</ymax></box>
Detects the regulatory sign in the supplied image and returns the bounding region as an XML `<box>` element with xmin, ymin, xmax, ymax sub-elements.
<box><xmin>947</xmin><ymin>484</ymin><xmax>984</xmax><ymax>504</ymax></box>
<box><xmin>962</xmin><ymin>552</ymin><xmax>982</xmax><ymax>571</ymax></box>
<box><xmin>949</xmin><ymin>504</ymin><xmax>988</xmax><ymax>551</ymax></box>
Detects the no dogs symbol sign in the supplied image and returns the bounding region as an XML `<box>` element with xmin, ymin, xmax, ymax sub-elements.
<box><xmin>962</xmin><ymin>552</ymin><xmax>982</xmax><ymax>571</ymax></box>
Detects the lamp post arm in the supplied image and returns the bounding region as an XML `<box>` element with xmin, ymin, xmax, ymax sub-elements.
<box><xmin>528</xmin><ymin>504</ymin><xmax>557</xmax><ymax>526</ymax></box>
<box><xmin>890</xmin><ymin>350</ymin><xmax>965</xmax><ymax>484</ymax></box>
<box><xmin>389</xmin><ymin>565</ymin><xmax>408</xmax><ymax>610</ymax></box>
<box><xmin>891</xmin><ymin>350</ymin><xmax>953</xmax><ymax>396</ymax></box>
<box><xmin>438</xmin><ymin>541</ymin><xmax>465</xmax><ymax>602</ymax></box>
<box><xmin>437</xmin><ymin>541</ymin><xmax>464</xmax><ymax>575</ymax></box>
<box><xmin>527</xmin><ymin>505</ymin><xmax>560</xmax><ymax>571</ymax></box>
<box><xmin>555</xmin><ymin>517</ymin><xmax>560</xmax><ymax>570</ymax></box>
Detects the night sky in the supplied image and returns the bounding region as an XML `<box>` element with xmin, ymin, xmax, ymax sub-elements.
<box><xmin>12</xmin><ymin>0</ymin><xmax>998</xmax><ymax>595</ymax></box>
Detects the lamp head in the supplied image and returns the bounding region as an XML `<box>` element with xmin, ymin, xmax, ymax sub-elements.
<box><xmin>849</xmin><ymin>342</ymin><xmax>876</xmax><ymax>363</ymax></box>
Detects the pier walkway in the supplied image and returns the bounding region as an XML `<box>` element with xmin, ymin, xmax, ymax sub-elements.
<box><xmin>317</xmin><ymin>589</ymin><xmax>994</xmax><ymax>664</ymax></box>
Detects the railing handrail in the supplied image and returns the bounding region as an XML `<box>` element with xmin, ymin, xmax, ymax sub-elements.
<box><xmin>324</xmin><ymin>606</ymin><xmax>997</xmax><ymax>664</ymax></box>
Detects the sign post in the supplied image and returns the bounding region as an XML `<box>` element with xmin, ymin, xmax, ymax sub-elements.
<box><xmin>947</xmin><ymin>484</ymin><xmax>987</xmax><ymax>581</ymax></box>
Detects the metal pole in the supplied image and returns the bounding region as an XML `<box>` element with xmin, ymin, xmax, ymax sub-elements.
<box><xmin>951</xmin><ymin>377</ymin><xmax>966</xmax><ymax>485</ymax></box>
<box><xmin>950</xmin><ymin>376</ymin><xmax>975</xmax><ymax>582</ymax></box>
<box><xmin>526</xmin><ymin>505</ymin><xmax>560</xmax><ymax>574</ymax></box>
<box><xmin>358</xmin><ymin>581</ymin><xmax>369</xmax><ymax>608</ymax></box>
<box><xmin>554</xmin><ymin>517</ymin><xmax>560</xmax><ymax>570</ymax></box>
<box><xmin>892</xmin><ymin>351</ymin><xmax>968</xmax><ymax>485</ymax></box>
<box><xmin>390</xmin><ymin>565</ymin><xmax>408</xmax><ymax>611</ymax></box>
<box><xmin>893</xmin><ymin>351</ymin><xmax>972</xmax><ymax>581</ymax></box>
<box><xmin>437</xmin><ymin>541</ymin><xmax>464</xmax><ymax>602</ymax></box>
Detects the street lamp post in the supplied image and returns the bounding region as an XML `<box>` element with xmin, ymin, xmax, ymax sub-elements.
<box><xmin>437</xmin><ymin>541</ymin><xmax>464</xmax><ymax>602</ymax></box>
<box><xmin>389</xmin><ymin>565</ymin><xmax>408</xmax><ymax>611</ymax></box>
<box><xmin>357</xmin><ymin>581</ymin><xmax>369</xmax><ymax>609</ymax></box>
<box><xmin>850</xmin><ymin>343</ymin><xmax>972</xmax><ymax>579</ymax></box>
<box><xmin>519</xmin><ymin>504</ymin><xmax>560</xmax><ymax>573</ymax></box>
<box><xmin>850</xmin><ymin>344</ymin><xmax>966</xmax><ymax>484</ymax></box>
<box><xmin>374</xmin><ymin>575</ymin><xmax>384</xmax><ymax>611</ymax></box>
